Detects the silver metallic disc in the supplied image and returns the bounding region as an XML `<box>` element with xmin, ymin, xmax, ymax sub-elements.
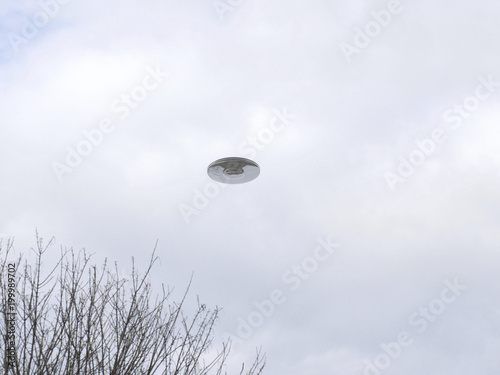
<box><xmin>207</xmin><ymin>157</ymin><xmax>260</xmax><ymax>184</ymax></box>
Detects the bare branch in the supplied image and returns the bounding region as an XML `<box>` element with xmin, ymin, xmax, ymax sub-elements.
<box><xmin>0</xmin><ymin>235</ymin><xmax>266</xmax><ymax>375</ymax></box>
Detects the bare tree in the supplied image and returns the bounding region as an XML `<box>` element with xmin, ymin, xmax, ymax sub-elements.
<box><xmin>0</xmin><ymin>235</ymin><xmax>265</xmax><ymax>375</ymax></box>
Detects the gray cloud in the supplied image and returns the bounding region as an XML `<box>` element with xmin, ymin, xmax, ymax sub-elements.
<box><xmin>1</xmin><ymin>0</ymin><xmax>500</xmax><ymax>374</ymax></box>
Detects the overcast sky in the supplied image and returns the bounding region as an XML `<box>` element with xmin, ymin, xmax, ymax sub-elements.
<box><xmin>1</xmin><ymin>0</ymin><xmax>500</xmax><ymax>374</ymax></box>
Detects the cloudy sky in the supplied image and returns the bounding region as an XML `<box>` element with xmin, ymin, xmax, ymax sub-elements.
<box><xmin>1</xmin><ymin>0</ymin><xmax>500</xmax><ymax>374</ymax></box>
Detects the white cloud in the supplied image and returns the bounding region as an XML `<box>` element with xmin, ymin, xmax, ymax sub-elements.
<box><xmin>1</xmin><ymin>1</ymin><xmax>500</xmax><ymax>374</ymax></box>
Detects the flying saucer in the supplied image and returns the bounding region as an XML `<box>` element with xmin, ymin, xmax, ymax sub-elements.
<box><xmin>207</xmin><ymin>157</ymin><xmax>260</xmax><ymax>184</ymax></box>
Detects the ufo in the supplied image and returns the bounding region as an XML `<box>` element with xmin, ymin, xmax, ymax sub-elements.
<box><xmin>207</xmin><ymin>157</ymin><xmax>260</xmax><ymax>184</ymax></box>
